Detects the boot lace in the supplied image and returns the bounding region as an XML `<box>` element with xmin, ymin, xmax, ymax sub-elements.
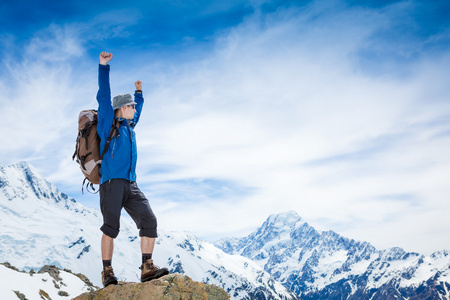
<box><xmin>140</xmin><ymin>261</ymin><xmax>160</xmax><ymax>271</ymax></box>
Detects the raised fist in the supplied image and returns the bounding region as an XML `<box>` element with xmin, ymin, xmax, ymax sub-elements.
<box><xmin>134</xmin><ymin>80</ymin><xmax>142</xmax><ymax>90</ymax></box>
<box><xmin>99</xmin><ymin>52</ymin><xmax>113</xmax><ymax>65</ymax></box>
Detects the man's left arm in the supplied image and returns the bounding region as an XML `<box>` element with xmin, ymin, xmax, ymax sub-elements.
<box><xmin>133</xmin><ymin>80</ymin><xmax>144</xmax><ymax>126</ymax></box>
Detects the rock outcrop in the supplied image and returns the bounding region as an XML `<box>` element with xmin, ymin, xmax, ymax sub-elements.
<box><xmin>0</xmin><ymin>263</ymin><xmax>97</xmax><ymax>299</ymax></box>
<box><xmin>74</xmin><ymin>273</ymin><xmax>230</xmax><ymax>300</ymax></box>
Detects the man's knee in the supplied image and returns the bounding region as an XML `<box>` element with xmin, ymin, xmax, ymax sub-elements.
<box><xmin>144</xmin><ymin>212</ymin><xmax>157</xmax><ymax>227</ymax></box>
<box><xmin>139</xmin><ymin>213</ymin><xmax>157</xmax><ymax>238</ymax></box>
<box><xmin>140</xmin><ymin>227</ymin><xmax>157</xmax><ymax>238</ymax></box>
<box><xmin>101</xmin><ymin>224</ymin><xmax>120</xmax><ymax>239</ymax></box>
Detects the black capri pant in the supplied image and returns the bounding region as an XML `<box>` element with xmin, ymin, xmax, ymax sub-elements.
<box><xmin>100</xmin><ymin>179</ymin><xmax>157</xmax><ymax>238</ymax></box>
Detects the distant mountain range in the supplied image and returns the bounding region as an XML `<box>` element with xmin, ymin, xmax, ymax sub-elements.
<box><xmin>1</xmin><ymin>161</ymin><xmax>449</xmax><ymax>299</ymax></box>
<box><xmin>215</xmin><ymin>211</ymin><xmax>450</xmax><ymax>299</ymax></box>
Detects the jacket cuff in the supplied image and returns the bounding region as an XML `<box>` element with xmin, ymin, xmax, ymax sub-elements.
<box><xmin>99</xmin><ymin>64</ymin><xmax>110</xmax><ymax>70</ymax></box>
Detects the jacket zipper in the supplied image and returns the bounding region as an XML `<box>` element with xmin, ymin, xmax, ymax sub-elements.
<box><xmin>111</xmin><ymin>136</ymin><xmax>116</xmax><ymax>158</ymax></box>
<box><xmin>129</xmin><ymin>126</ymin><xmax>134</xmax><ymax>177</ymax></box>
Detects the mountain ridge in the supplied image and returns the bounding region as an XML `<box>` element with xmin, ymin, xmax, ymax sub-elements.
<box><xmin>0</xmin><ymin>161</ymin><xmax>297</xmax><ymax>299</ymax></box>
<box><xmin>3</xmin><ymin>161</ymin><xmax>450</xmax><ymax>299</ymax></box>
<box><xmin>215</xmin><ymin>211</ymin><xmax>450</xmax><ymax>299</ymax></box>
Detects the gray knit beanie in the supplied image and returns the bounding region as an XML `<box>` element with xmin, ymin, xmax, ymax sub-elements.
<box><xmin>112</xmin><ymin>94</ymin><xmax>137</xmax><ymax>110</ymax></box>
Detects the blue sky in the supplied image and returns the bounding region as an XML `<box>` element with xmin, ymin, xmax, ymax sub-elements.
<box><xmin>1</xmin><ymin>0</ymin><xmax>450</xmax><ymax>254</ymax></box>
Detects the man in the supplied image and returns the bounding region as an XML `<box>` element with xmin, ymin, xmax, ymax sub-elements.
<box><xmin>97</xmin><ymin>51</ymin><xmax>168</xmax><ymax>287</ymax></box>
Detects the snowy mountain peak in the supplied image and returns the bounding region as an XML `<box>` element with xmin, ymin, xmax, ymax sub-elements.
<box><xmin>261</xmin><ymin>211</ymin><xmax>308</xmax><ymax>237</ymax></box>
<box><xmin>266</xmin><ymin>211</ymin><xmax>303</xmax><ymax>226</ymax></box>
<box><xmin>215</xmin><ymin>211</ymin><xmax>318</xmax><ymax>263</ymax></box>
<box><xmin>10</xmin><ymin>160</ymin><xmax>33</xmax><ymax>170</ymax></box>
<box><xmin>216</xmin><ymin>211</ymin><xmax>450</xmax><ymax>299</ymax></box>
<box><xmin>257</xmin><ymin>211</ymin><xmax>306</xmax><ymax>236</ymax></box>
<box><xmin>6</xmin><ymin>161</ymin><xmax>40</xmax><ymax>179</ymax></box>
<box><xmin>1</xmin><ymin>161</ymin><xmax>73</xmax><ymax>206</ymax></box>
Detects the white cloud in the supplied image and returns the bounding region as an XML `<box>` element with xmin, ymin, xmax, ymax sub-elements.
<box><xmin>0</xmin><ymin>12</ymin><xmax>144</xmax><ymax>191</ymax></box>
<box><xmin>1</xmin><ymin>1</ymin><xmax>449</xmax><ymax>254</ymax></box>
<box><xmin>25</xmin><ymin>24</ymin><xmax>85</xmax><ymax>62</ymax></box>
<box><xmin>0</xmin><ymin>23</ymin><xmax>99</xmax><ymax>190</ymax></box>
<box><xmin>125</xmin><ymin>3</ymin><xmax>450</xmax><ymax>253</ymax></box>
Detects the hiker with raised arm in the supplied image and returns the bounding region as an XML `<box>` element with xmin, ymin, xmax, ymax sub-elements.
<box><xmin>97</xmin><ymin>51</ymin><xmax>168</xmax><ymax>287</ymax></box>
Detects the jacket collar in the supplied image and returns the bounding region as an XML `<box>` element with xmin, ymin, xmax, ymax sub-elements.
<box><xmin>115</xmin><ymin>116</ymin><xmax>134</xmax><ymax>126</ymax></box>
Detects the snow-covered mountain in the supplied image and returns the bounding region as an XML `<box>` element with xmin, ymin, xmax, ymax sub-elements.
<box><xmin>4</xmin><ymin>161</ymin><xmax>449</xmax><ymax>299</ymax></box>
<box><xmin>216</xmin><ymin>211</ymin><xmax>450</xmax><ymax>299</ymax></box>
<box><xmin>0</xmin><ymin>162</ymin><xmax>296</xmax><ymax>299</ymax></box>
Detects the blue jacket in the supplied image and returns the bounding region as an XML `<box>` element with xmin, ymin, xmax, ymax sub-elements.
<box><xmin>96</xmin><ymin>64</ymin><xmax>143</xmax><ymax>184</ymax></box>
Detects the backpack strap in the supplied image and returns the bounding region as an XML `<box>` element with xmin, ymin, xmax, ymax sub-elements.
<box><xmin>82</xmin><ymin>177</ymin><xmax>99</xmax><ymax>194</ymax></box>
<box><xmin>100</xmin><ymin>118</ymin><xmax>120</xmax><ymax>160</ymax></box>
<box><xmin>95</xmin><ymin>118</ymin><xmax>120</xmax><ymax>186</ymax></box>
<box><xmin>79</xmin><ymin>152</ymin><xmax>93</xmax><ymax>171</ymax></box>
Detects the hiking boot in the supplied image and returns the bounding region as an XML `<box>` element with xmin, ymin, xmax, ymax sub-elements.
<box><xmin>140</xmin><ymin>259</ymin><xmax>169</xmax><ymax>282</ymax></box>
<box><xmin>102</xmin><ymin>266</ymin><xmax>118</xmax><ymax>287</ymax></box>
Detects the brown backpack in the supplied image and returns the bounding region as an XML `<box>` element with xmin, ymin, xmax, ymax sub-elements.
<box><xmin>72</xmin><ymin>110</ymin><xmax>118</xmax><ymax>192</ymax></box>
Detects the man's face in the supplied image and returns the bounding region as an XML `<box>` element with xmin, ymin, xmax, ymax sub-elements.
<box><xmin>123</xmin><ymin>105</ymin><xmax>136</xmax><ymax>119</ymax></box>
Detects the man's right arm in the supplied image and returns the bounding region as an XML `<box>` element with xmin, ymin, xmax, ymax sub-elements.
<box><xmin>97</xmin><ymin>52</ymin><xmax>114</xmax><ymax>140</ymax></box>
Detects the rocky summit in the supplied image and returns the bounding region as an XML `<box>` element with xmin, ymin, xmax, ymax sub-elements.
<box><xmin>73</xmin><ymin>273</ymin><xmax>230</xmax><ymax>300</ymax></box>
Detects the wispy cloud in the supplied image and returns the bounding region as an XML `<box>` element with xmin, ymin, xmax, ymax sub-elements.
<box><xmin>123</xmin><ymin>1</ymin><xmax>450</xmax><ymax>252</ymax></box>
<box><xmin>1</xmin><ymin>0</ymin><xmax>449</xmax><ymax>254</ymax></box>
